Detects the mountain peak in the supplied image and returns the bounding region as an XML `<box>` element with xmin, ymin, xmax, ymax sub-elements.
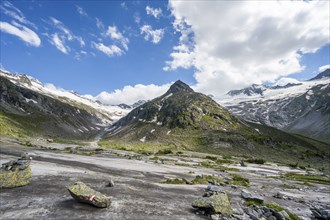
<box><xmin>167</xmin><ymin>80</ymin><xmax>194</xmax><ymax>94</ymax></box>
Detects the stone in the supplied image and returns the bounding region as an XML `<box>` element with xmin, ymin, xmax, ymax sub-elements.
<box><xmin>240</xmin><ymin>160</ymin><xmax>246</xmax><ymax>167</ymax></box>
<box><xmin>266</xmin><ymin>216</ymin><xmax>276</xmax><ymax>220</ymax></box>
<box><xmin>0</xmin><ymin>156</ymin><xmax>32</xmax><ymax>188</ymax></box>
<box><xmin>107</xmin><ymin>179</ymin><xmax>114</xmax><ymax>187</ymax></box>
<box><xmin>241</xmin><ymin>189</ymin><xmax>264</xmax><ymax>203</ymax></box>
<box><xmin>68</xmin><ymin>182</ymin><xmax>110</xmax><ymax>208</ymax></box>
<box><xmin>279</xmin><ymin>210</ymin><xmax>290</xmax><ymax>219</ymax></box>
<box><xmin>206</xmin><ymin>185</ymin><xmax>222</xmax><ymax>192</ymax></box>
<box><xmin>311</xmin><ymin>208</ymin><xmax>330</xmax><ymax>219</ymax></box>
<box><xmin>211</xmin><ymin>214</ymin><xmax>220</xmax><ymax>220</ymax></box>
<box><xmin>274</xmin><ymin>192</ymin><xmax>288</xmax><ymax>200</ymax></box>
<box><xmin>271</xmin><ymin>210</ymin><xmax>285</xmax><ymax>220</ymax></box>
<box><xmin>192</xmin><ymin>191</ymin><xmax>233</xmax><ymax>215</ymax></box>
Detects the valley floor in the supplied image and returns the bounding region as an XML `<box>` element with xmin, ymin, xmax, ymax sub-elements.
<box><xmin>0</xmin><ymin>140</ymin><xmax>329</xmax><ymax>219</ymax></box>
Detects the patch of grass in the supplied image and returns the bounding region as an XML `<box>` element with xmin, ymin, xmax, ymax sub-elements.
<box><xmin>175</xmin><ymin>162</ymin><xmax>194</xmax><ymax>167</ymax></box>
<box><xmin>265</xmin><ymin>203</ymin><xmax>300</xmax><ymax>220</ymax></box>
<box><xmin>149</xmin><ymin>156</ymin><xmax>159</xmax><ymax>161</ymax></box>
<box><xmin>279</xmin><ymin>184</ymin><xmax>298</xmax><ymax>189</ymax></box>
<box><xmin>245</xmin><ymin>158</ymin><xmax>266</xmax><ymax>164</ymax></box>
<box><xmin>244</xmin><ymin>201</ymin><xmax>300</xmax><ymax>220</ymax></box>
<box><xmin>199</xmin><ymin>161</ymin><xmax>239</xmax><ymax>171</ymax></box>
<box><xmin>161</xmin><ymin>178</ymin><xmax>187</xmax><ymax>184</ymax></box>
<box><xmin>191</xmin><ymin>175</ymin><xmax>223</xmax><ymax>185</ymax></box>
<box><xmin>156</xmin><ymin>149</ymin><xmax>173</xmax><ymax>155</ymax></box>
<box><xmin>205</xmin><ymin>155</ymin><xmax>218</xmax><ymax>161</ymax></box>
<box><xmin>284</xmin><ymin>173</ymin><xmax>330</xmax><ymax>185</ymax></box>
<box><xmin>215</xmin><ymin>159</ymin><xmax>233</xmax><ymax>164</ymax></box>
<box><xmin>161</xmin><ymin>175</ymin><xmax>223</xmax><ymax>185</ymax></box>
<box><xmin>229</xmin><ymin>174</ymin><xmax>250</xmax><ymax>187</ymax></box>
<box><xmin>244</xmin><ymin>200</ymin><xmax>263</xmax><ymax>206</ymax></box>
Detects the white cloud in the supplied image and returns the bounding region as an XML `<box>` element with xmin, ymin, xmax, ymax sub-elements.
<box><xmin>50</xmin><ymin>33</ymin><xmax>69</xmax><ymax>54</ymax></box>
<box><xmin>92</xmin><ymin>42</ymin><xmax>123</xmax><ymax>57</ymax></box>
<box><xmin>0</xmin><ymin>21</ymin><xmax>41</xmax><ymax>47</ymax></box>
<box><xmin>76</xmin><ymin>36</ymin><xmax>85</xmax><ymax>47</ymax></box>
<box><xmin>140</xmin><ymin>25</ymin><xmax>164</xmax><ymax>44</ymax></box>
<box><xmin>146</xmin><ymin>6</ymin><xmax>162</xmax><ymax>19</ymax></box>
<box><xmin>273</xmin><ymin>77</ymin><xmax>301</xmax><ymax>87</ymax></box>
<box><xmin>50</xmin><ymin>17</ymin><xmax>74</xmax><ymax>40</ymax></box>
<box><xmin>91</xmin><ymin>83</ymin><xmax>171</xmax><ymax>105</ymax></box>
<box><xmin>1</xmin><ymin>1</ymin><xmax>37</xmax><ymax>29</ymax></box>
<box><xmin>134</xmin><ymin>13</ymin><xmax>141</xmax><ymax>24</ymax></box>
<box><xmin>120</xmin><ymin>2</ymin><xmax>128</xmax><ymax>10</ymax></box>
<box><xmin>76</xmin><ymin>5</ymin><xmax>88</xmax><ymax>17</ymax></box>
<box><xmin>319</xmin><ymin>64</ymin><xmax>330</xmax><ymax>72</ymax></box>
<box><xmin>48</xmin><ymin>17</ymin><xmax>85</xmax><ymax>53</ymax></box>
<box><xmin>106</xmin><ymin>25</ymin><xmax>129</xmax><ymax>50</ymax></box>
<box><xmin>95</xmin><ymin>18</ymin><xmax>104</xmax><ymax>30</ymax></box>
<box><xmin>167</xmin><ymin>1</ymin><xmax>330</xmax><ymax>97</ymax></box>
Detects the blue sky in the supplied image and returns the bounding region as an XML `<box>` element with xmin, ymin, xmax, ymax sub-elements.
<box><xmin>1</xmin><ymin>1</ymin><xmax>329</xmax><ymax>104</ymax></box>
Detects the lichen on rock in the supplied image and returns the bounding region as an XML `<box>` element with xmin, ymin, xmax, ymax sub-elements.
<box><xmin>0</xmin><ymin>155</ymin><xmax>32</xmax><ymax>188</ymax></box>
<box><xmin>68</xmin><ymin>181</ymin><xmax>110</xmax><ymax>208</ymax></box>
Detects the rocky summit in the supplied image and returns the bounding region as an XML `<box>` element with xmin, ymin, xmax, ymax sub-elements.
<box><xmin>101</xmin><ymin>80</ymin><xmax>329</xmax><ymax>167</ymax></box>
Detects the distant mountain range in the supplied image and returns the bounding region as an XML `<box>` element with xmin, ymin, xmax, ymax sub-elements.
<box><xmin>220</xmin><ymin>69</ymin><xmax>330</xmax><ymax>143</ymax></box>
<box><xmin>1</xmin><ymin>67</ymin><xmax>329</xmax><ymax>155</ymax></box>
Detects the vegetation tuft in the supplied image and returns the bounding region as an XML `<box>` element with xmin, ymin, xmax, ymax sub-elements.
<box><xmin>229</xmin><ymin>174</ymin><xmax>250</xmax><ymax>187</ymax></box>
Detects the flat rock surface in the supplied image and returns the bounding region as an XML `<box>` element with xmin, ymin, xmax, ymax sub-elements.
<box><xmin>0</xmin><ymin>142</ymin><xmax>329</xmax><ymax>219</ymax></box>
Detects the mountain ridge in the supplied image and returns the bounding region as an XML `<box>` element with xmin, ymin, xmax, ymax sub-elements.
<box><xmin>221</xmin><ymin>69</ymin><xmax>330</xmax><ymax>142</ymax></box>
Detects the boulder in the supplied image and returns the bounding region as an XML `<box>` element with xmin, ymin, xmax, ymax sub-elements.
<box><xmin>311</xmin><ymin>208</ymin><xmax>330</xmax><ymax>219</ymax></box>
<box><xmin>107</xmin><ymin>179</ymin><xmax>115</xmax><ymax>187</ymax></box>
<box><xmin>68</xmin><ymin>182</ymin><xmax>110</xmax><ymax>208</ymax></box>
<box><xmin>241</xmin><ymin>189</ymin><xmax>264</xmax><ymax>203</ymax></box>
<box><xmin>206</xmin><ymin>185</ymin><xmax>222</xmax><ymax>192</ymax></box>
<box><xmin>0</xmin><ymin>156</ymin><xmax>32</xmax><ymax>188</ymax></box>
<box><xmin>192</xmin><ymin>191</ymin><xmax>233</xmax><ymax>215</ymax></box>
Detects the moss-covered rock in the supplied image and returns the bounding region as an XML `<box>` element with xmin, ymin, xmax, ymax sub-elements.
<box><xmin>68</xmin><ymin>182</ymin><xmax>110</xmax><ymax>208</ymax></box>
<box><xmin>0</xmin><ymin>158</ymin><xmax>32</xmax><ymax>188</ymax></box>
<box><xmin>192</xmin><ymin>191</ymin><xmax>233</xmax><ymax>215</ymax></box>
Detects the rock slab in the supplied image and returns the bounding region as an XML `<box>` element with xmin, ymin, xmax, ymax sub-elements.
<box><xmin>0</xmin><ymin>156</ymin><xmax>32</xmax><ymax>188</ymax></box>
<box><xmin>192</xmin><ymin>191</ymin><xmax>233</xmax><ymax>215</ymax></box>
<box><xmin>68</xmin><ymin>182</ymin><xmax>111</xmax><ymax>208</ymax></box>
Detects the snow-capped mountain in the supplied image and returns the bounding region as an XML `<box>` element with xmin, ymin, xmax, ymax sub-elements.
<box><xmin>0</xmin><ymin>70</ymin><xmax>130</xmax><ymax>124</ymax></box>
<box><xmin>219</xmin><ymin>69</ymin><xmax>330</xmax><ymax>143</ymax></box>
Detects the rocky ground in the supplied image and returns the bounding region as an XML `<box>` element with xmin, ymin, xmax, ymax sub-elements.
<box><xmin>0</xmin><ymin>138</ymin><xmax>329</xmax><ymax>220</ymax></box>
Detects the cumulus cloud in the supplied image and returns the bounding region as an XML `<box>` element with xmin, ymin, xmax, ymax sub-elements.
<box><xmin>319</xmin><ymin>64</ymin><xmax>330</xmax><ymax>72</ymax></box>
<box><xmin>140</xmin><ymin>25</ymin><xmax>164</xmax><ymax>44</ymax></box>
<box><xmin>273</xmin><ymin>77</ymin><xmax>301</xmax><ymax>87</ymax></box>
<box><xmin>146</xmin><ymin>6</ymin><xmax>162</xmax><ymax>19</ymax></box>
<box><xmin>92</xmin><ymin>42</ymin><xmax>123</xmax><ymax>57</ymax></box>
<box><xmin>167</xmin><ymin>1</ymin><xmax>330</xmax><ymax>97</ymax></box>
<box><xmin>89</xmin><ymin>83</ymin><xmax>171</xmax><ymax>105</ymax></box>
<box><xmin>106</xmin><ymin>25</ymin><xmax>129</xmax><ymax>50</ymax></box>
<box><xmin>0</xmin><ymin>21</ymin><xmax>41</xmax><ymax>47</ymax></box>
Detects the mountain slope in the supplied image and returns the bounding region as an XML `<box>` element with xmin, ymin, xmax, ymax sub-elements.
<box><xmin>0</xmin><ymin>75</ymin><xmax>107</xmax><ymax>140</ymax></box>
<box><xmin>101</xmin><ymin>81</ymin><xmax>329</xmax><ymax>166</ymax></box>
<box><xmin>0</xmin><ymin>70</ymin><xmax>130</xmax><ymax>125</ymax></box>
<box><xmin>220</xmin><ymin>69</ymin><xmax>330</xmax><ymax>143</ymax></box>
